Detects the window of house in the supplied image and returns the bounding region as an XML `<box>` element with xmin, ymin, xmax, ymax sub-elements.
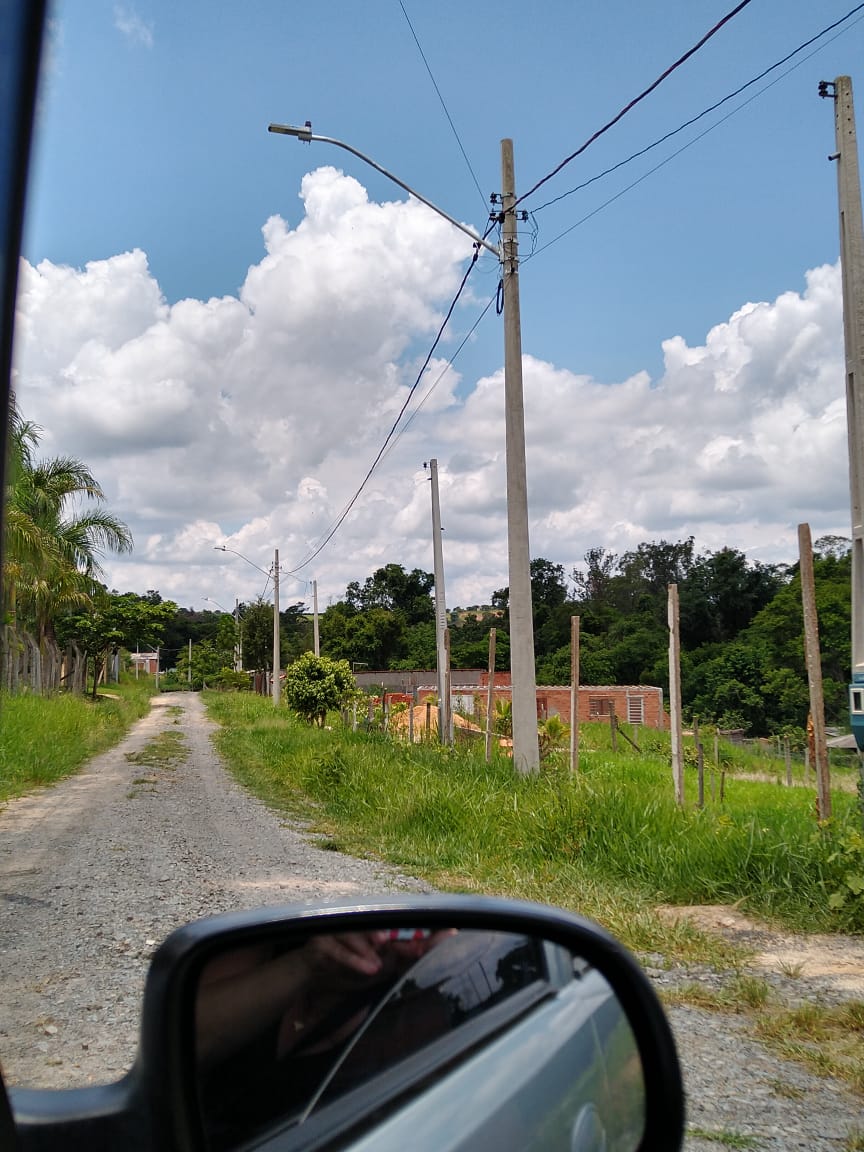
<box><xmin>589</xmin><ymin>697</ymin><xmax>613</xmax><ymax>718</ymax></box>
<box><xmin>627</xmin><ymin>696</ymin><xmax>645</xmax><ymax>725</ymax></box>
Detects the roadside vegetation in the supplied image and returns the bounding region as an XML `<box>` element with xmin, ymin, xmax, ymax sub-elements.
<box><xmin>207</xmin><ymin>691</ymin><xmax>864</xmax><ymax>1095</ymax></box>
<box><xmin>0</xmin><ymin>677</ymin><xmax>154</xmax><ymax>802</ymax></box>
<box><xmin>205</xmin><ymin>692</ymin><xmax>864</xmax><ymax>949</ymax></box>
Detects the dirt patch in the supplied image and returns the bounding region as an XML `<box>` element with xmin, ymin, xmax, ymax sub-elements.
<box><xmin>658</xmin><ymin>904</ymin><xmax>864</xmax><ymax>997</ymax></box>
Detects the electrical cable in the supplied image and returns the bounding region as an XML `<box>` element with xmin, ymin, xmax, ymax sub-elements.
<box><xmin>514</xmin><ymin>0</ymin><xmax>754</xmax><ymax>209</ymax></box>
<box><xmin>524</xmin><ymin>13</ymin><xmax>863</xmax><ymax>263</ymax></box>
<box><xmin>532</xmin><ymin>0</ymin><xmax>864</xmax><ymax>215</ymax></box>
<box><xmin>398</xmin><ymin>0</ymin><xmax>488</xmax><ymax>212</ymax></box>
<box><xmin>379</xmin><ymin>291</ymin><xmax>498</xmax><ymax>460</ymax></box>
<box><xmin>285</xmin><ymin>242</ymin><xmax>486</xmax><ymax>575</ymax></box>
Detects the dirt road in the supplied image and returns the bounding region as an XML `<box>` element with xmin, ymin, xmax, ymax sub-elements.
<box><xmin>0</xmin><ymin>692</ymin><xmax>427</xmax><ymax>1088</ymax></box>
<box><xmin>0</xmin><ymin>693</ymin><xmax>860</xmax><ymax>1150</ymax></box>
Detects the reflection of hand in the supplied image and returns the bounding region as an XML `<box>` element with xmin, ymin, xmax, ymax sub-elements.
<box><xmin>197</xmin><ymin>928</ymin><xmax>457</xmax><ymax>1066</ymax></box>
<box><xmin>276</xmin><ymin>930</ymin><xmax>455</xmax><ymax>1057</ymax></box>
<box><xmin>301</xmin><ymin>929</ymin><xmax>455</xmax><ymax>986</ymax></box>
<box><xmin>304</xmin><ymin>931</ymin><xmax>390</xmax><ymax>978</ymax></box>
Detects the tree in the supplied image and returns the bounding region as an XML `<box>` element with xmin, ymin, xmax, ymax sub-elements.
<box><xmin>344</xmin><ymin>564</ymin><xmax>434</xmax><ymax>624</ymax></box>
<box><xmin>320</xmin><ymin>604</ymin><xmax>406</xmax><ymax>668</ymax></box>
<box><xmin>58</xmin><ymin>590</ymin><xmax>177</xmax><ymax>697</ymax></box>
<box><xmin>678</xmin><ymin>547</ymin><xmax>782</xmax><ymax>647</ymax></box>
<box><xmin>284</xmin><ymin>652</ymin><xmax>356</xmax><ymax>726</ymax></box>
<box><xmin>4</xmin><ymin>403</ymin><xmax>132</xmax><ymax>648</ymax></box>
<box><xmin>241</xmin><ymin>597</ymin><xmax>275</xmax><ymax>670</ymax></box>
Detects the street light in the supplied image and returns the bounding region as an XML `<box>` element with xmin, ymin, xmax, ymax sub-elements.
<box><xmin>214</xmin><ymin>545</ymin><xmax>281</xmax><ymax>705</ymax></box>
<box><xmin>269</xmin><ymin>122</ymin><xmax>539</xmax><ymax>771</ymax></box>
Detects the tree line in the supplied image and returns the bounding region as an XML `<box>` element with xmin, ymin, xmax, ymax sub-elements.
<box><xmin>3</xmin><ymin>405</ymin><xmax>851</xmax><ymax>733</ymax></box>
<box><xmin>302</xmin><ymin>540</ymin><xmax>852</xmax><ymax>736</ymax></box>
<box><xmin>163</xmin><ymin>538</ymin><xmax>849</xmax><ymax>736</ymax></box>
<box><xmin>2</xmin><ymin>403</ymin><xmax>176</xmax><ymax>695</ymax></box>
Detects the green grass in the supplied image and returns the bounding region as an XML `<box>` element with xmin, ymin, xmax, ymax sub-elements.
<box><xmin>125</xmin><ymin>729</ymin><xmax>188</xmax><ymax>771</ymax></box>
<box><xmin>0</xmin><ymin>677</ymin><xmax>155</xmax><ymax>802</ymax></box>
<box><xmin>687</xmin><ymin>1128</ymin><xmax>758</xmax><ymax>1149</ymax></box>
<box><xmin>754</xmin><ymin>1001</ymin><xmax>864</xmax><ymax>1092</ymax></box>
<box><xmin>204</xmin><ymin>694</ymin><xmax>864</xmax><ymax>957</ymax></box>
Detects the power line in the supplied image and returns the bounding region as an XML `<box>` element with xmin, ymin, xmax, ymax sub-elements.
<box><xmin>525</xmin><ymin>12</ymin><xmax>864</xmax><ymax>262</ymax></box>
<box><xmin>515</xmin><ymin>0</ymin><xmax>755</xmax><ymax>209</ymax></box>
<box><xmin>398</xmin><ymin>1</ymin><xmax>488</xmax><ymax>212</ymax></box>
<box><xmin>533</xmin><ymin>0</ymin><xmax>864</xmax><ymax>214</ymax></box>
<box><xmin>286</xmin><ymin>244</ymin><xmax>485</xmax><ymax>575</ymax></box>
<box><xmin>380</xmin><ymin>291</ymin><xmax>498</xmax><ymax>461</ymax></box>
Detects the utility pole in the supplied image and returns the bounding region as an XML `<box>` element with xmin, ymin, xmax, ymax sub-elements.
<box><xmin>188</xmin><ymin>638</ymin><xmax>192</xmax><ymax>685</ymax></box>
<box><xmin>499</xmin><ymin>139</ymin><xmax>539</xmax><ymax>775</ymax></box>
<box><xmin>822</xmin><ymin>77</ymin><xmax>864</xmax><ymax>750</ymax></box>
<box><xmin>273</xmin><ymin>548</ymin><xmax>280</xmax><ymax>706</ymax></box>
<box><xmin>313</xmin><ymin>579</ymin><xmax>320</xmax><ymax>656</ymax></box>
<box><xmin>234</xmin><ymin>598</ymin><xmax>242</xmax><ymax>672</ymax></box>
<box><xmin>428</xmin><ymin>458</ymin><xmax>451</xmax><ymax>746</ymax></box>
<box><xmin>267</xmin><ymin>123</ymin><xmax>539</xmax><ymax>769</ymax></box>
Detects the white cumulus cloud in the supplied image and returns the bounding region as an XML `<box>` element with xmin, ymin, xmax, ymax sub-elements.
<box><xmin>12</xmin><ymin>167</ymin><xmax>848</xmax><ymax>610</ymax></box>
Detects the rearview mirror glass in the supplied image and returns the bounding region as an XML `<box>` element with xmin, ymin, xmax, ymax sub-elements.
<box><xmin>193</xmin><ymin>925</ymin><xmax>645</xmax><ymax>1152</ymax></box>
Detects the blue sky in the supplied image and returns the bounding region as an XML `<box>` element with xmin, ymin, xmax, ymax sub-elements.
<box><xmin>12</xmin><ymin>0</ymin><xmax>864</xmax><ymax>609</ymax></box>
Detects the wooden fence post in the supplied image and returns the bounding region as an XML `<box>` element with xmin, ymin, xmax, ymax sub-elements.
<box><xmin>609</xmin><ymin>702</ymin><xmax>618</xmax><ymax>753</ymax></box>
<box><xmin>569</xmin><ymin>616</ymin><xmax>580</xmax><ymax>773</ymax></box>
<box><xmin>668</xmin><ymin>583</ymin><xmax>685</xmax><ymax>807</ymax></box>
<box><xmin>798</xmin><ymin>523</ymin><xmax>831</xmax><ymax>820</ymax></box>
<box><xmin>485</xmin><ymin>628</ymin><xmax>496</xmax><ymax>764</ymax></box>
<box><xmin>694</xmin><ymin>715</ymin><xmax>704</xmax><ymax>809</ymax></box>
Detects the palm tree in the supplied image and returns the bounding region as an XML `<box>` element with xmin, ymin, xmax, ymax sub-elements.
<box><xmin>493</xmin><ymin>698</ymin><xmax>513</xmax><ymax>738</ymax></box>
<box><xmin>4</xmin><ymin>402</ymin><xmax>133</xmax><ymax>645</ymax></box>
<box><xmin>538</xmin><ymin>714</ymin><xmax>569</xmax><ymax>758</ymax></box>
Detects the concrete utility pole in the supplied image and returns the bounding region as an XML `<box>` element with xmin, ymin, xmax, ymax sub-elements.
<box><xmin>428</xmin><ymin>459</ymin><xmax>452</xmax><ymax>746</ymax></box>
<box><xmin>821</xmin><ymin>77</ymin><xmax>864</xmax><ymax>749</ymax></box>
<box><xmin>313</xmin><ymin>579</ymin><xmax>320</xmax><ymax>657</ymax></box>
<box><xmin>268</xmin><ymin>123</ymin><xmax>539</xmax><ymax>770</ymax></box>
<box><xmin>272</xmin><ymin>548</ymin><xmax>280</xmax><ymax>706</ymax></box>
<box><xmin>500</xmin><ymin>139</ymin><xmax>539</xmax><ymax>775</ymax></box>
<box><xmin>234</xmin><ymin>598</ymin><xmax>242</xmax><ymax>672</ymax></box>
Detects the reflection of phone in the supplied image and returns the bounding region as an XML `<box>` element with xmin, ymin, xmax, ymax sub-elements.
<box><xmin>385</xmin><ymin>929</ymin><xmax>432</xmax><ymax>942</ymax></box>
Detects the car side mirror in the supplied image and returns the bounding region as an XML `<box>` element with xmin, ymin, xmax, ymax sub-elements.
<box><xmin>137</xmin><ymin>895</ymin><xmax>683</xmax><ymax>1152</ymax></box>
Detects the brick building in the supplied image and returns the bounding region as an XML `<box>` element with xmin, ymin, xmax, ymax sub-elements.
<box><xmin>412</xmin><ymin>672</ymin><xmax>666</xmax><ymax>730</ymax></box>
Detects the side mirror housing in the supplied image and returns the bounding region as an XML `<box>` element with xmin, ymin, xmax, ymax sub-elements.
<box><xmin>11</xmin><ymin>895</ymin><xmax>684</xmax><ymax>1152</ymax></box>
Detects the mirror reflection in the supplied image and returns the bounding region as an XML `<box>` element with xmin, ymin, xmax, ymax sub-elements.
<box><xmin>194</xmin><ymin>926</ymin><xmax>645</xmax><ymax>1152</ymax></box>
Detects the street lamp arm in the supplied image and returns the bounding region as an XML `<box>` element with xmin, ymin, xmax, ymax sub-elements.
<box><xmin>268</xmin><ymin>122</ymin><xmax>501</xmax><ymax>259</ymax></box>
<box><xmin>213</xmin><ymin>545</ymin><xmax>271</xmax><ymax>578</ymax></box>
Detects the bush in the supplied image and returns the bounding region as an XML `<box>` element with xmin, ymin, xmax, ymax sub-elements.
<box><xmin>284</xmin><ymin>652</ymin><xmax>357</xmax><ymax>725</ymax></box>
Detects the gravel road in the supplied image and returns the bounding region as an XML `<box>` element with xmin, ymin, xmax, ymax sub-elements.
<box><xmin>0</xmin><ymin>693</ymin><xmax>861</xmax><ymax>1149</ymax></box>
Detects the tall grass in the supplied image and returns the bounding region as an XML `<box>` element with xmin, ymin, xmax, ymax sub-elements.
<box><xmin>206</xmin><ymin>694</ymin><xmax>864</xmax><ymax>955</ymax></box>
<box><xmin>0</xmin><ymin>677</ymin><xmax>155</xmax><ymax>801</ymax></box>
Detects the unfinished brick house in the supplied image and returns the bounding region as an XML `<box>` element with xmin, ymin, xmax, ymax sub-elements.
<box><xmin>411</xmin><ymin>672</ymin><xmax>666</xmax><ymax>730</ymax></box>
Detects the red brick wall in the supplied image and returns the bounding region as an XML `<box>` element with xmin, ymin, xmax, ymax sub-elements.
<box><xmin>443</xmin><ymin>680</ymin><xmax>665</xmax><ymax>729</ymax></box>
